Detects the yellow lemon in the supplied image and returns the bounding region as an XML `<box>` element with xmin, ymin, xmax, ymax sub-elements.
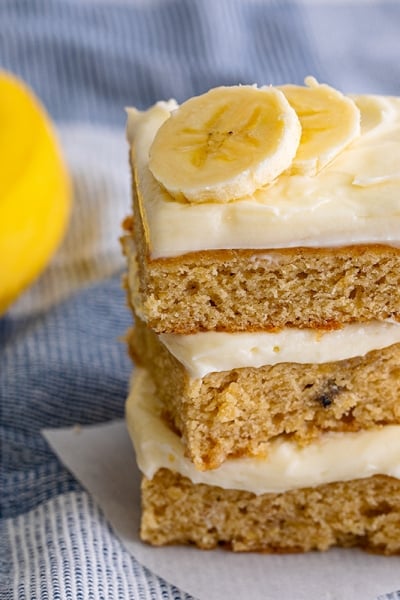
<box><xmin>0</xmin><ymin>71</ymin><xmax>71</xmax><ymax>314</ymax></box>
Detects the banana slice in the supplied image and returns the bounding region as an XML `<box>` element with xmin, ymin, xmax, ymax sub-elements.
<box><xmin>148</xmin><ymin>85</ymin><xmax>301</xmax><ymax>203</ymax></box>
<box><xmin>279</xmin><ymin>76</ymin><xmax>361</xmax><ymax>175</ymax></box>
<box><xmin>352</xmin><ymin>94</ymin><xmax>396</xmax><ymax>135</ymax></box>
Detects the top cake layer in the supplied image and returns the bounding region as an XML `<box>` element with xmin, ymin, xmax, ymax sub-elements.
<box><xmin>125</xmin><ymin>82</ymin><xmax>400</xmax><ymax>333</ymax></box>
<box><xmin>127</xmin><ymin>89</ymin><xmax>400</xmax><ymax>260</ymax></box>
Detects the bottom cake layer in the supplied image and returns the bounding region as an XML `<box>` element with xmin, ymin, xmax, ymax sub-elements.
<box><xmin>141</xmin><ymin>470</ymin><xmax>400</xmax><ymax>554</ymax></box>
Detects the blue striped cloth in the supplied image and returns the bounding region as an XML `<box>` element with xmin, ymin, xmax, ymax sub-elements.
<box><xmin>1</xmin><ymin>1</ymin><xmax>400</xmax><ymax>598</ymax></box>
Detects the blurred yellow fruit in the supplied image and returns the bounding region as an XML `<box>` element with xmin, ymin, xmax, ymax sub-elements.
<box><xmin>0</xmin><ymin>71</ymin><xmax>71</xmax><ymax>314</ymax></box>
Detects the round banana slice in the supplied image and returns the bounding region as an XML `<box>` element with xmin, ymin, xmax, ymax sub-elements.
<box><xmin>148</xmin><ymin>85</ymin><xmax>301</xmax><ymax>203</ymax></box>
<box><xmin>352</xmin><ymin>94</ymin><xmax>396</xmax><ymax>135</ymax></box>
<box><xmin>279</xmin><ymin>76</ymin><xmax>361</xmax><ymax>176</ymax></box>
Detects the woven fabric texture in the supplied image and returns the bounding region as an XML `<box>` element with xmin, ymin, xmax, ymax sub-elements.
<box><xmin>1</xmin><ymin>1</ymin><xmax>400</xmax><ymax>598</ymax></box>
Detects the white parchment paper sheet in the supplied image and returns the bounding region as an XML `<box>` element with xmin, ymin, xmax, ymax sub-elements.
<box><xmin>43</xmin><ymin>421</ymin><xmax>400</xmax><ymax>600</ymax></box>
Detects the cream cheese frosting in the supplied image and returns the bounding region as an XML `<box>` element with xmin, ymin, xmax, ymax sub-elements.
<box><xmin>127</xmin><ymin>94</ymin><xmax>400</xmax><ymax>259</ymax></box>
<box><xmin>159</xmin><ymin>320</ymin><xmax>400</xmax><ymax>378</ymax></box>
<box><xmin>126</xmin><ymin>368</ymin><xmax>400</xmax><ymax>494</ymax></box>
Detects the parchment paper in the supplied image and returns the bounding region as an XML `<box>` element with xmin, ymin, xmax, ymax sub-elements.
<box><xmin>43</xmin><ymin>421</ymin><xmax>400</xmax><ymax>600</ymax></box>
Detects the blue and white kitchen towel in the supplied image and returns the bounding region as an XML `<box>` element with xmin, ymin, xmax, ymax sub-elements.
<box><xmin>1</xmin><ymin>1</ymin><xmax>400</xmax><ymax>598</ymax></box>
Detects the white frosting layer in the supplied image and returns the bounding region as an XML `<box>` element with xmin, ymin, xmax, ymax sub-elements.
<box><xmin>126</xmin><ymin>368</ymin><xmax>400</xmax><ymax>494</ymax></box>
<box><xmin>127</xmin><ymin>94</ymin><xmax>400</xmax><ymax>259</ymax></box>
<box><xmin>160</xmin><ymin>320</ymin><xmax>400</xmax><ymax>378</ymax></box>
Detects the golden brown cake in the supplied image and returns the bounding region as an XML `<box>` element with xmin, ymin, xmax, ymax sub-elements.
<box><xmin>128</xmin><ymin>318</ymin><xmax>400</xmax><ymax>470</ymax></box>
<box><xmin>123</xmin><ymin>215</ymin><xmax>400</xmax><ymax>334</ymax></box>
<box><xmin>123</xmin><ymin>80</ymin><xmax>400</xmax><ymax>553</ymax></box>
<box><xmin>141</xmin><ymin>470</ymin><xmax>400</xmax><ymax>554</ymax></box>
